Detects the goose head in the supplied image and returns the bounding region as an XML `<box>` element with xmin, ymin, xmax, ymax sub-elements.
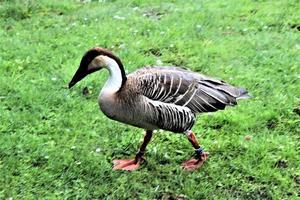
<box><xmin>68</xmin><ymin>47</ymin><xmax>126</xmax><ymax>89</ymax></box>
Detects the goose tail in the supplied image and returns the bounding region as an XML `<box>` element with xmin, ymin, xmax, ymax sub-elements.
<box><xmin>236</xmin><ymin>87</ymin><xmax>252</xmax><ymax>100</ymax></box>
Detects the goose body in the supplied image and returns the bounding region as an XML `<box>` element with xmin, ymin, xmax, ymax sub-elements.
<box><xmin>99</xmin><ymin>65</ymin><xmax>248</xmax><ymax>133</ymax></box>
<box><xmin>99</xmin><ymin>69</ymin><xmax>196</xmax><ymax>132</ymax></box>
<box><xmin>69</xmin><ymin>47</ymin><xmax>250</xmax><ymax>171</ymax></box>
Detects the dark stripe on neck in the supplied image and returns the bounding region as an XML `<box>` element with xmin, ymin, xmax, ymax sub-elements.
<box><xmin>107</xmin><ymin>54</ymin><xmax>127</xmax><ymax>90</ymax></box>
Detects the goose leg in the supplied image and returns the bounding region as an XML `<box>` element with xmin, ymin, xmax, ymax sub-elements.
<box><xmin>182</xmin><ymin>130</ymin><xmax>209</xmax><ymax>171</ymax></box>
<box><xmin>113</xmin><ymin>130</ymin><xmax>153</xmax><ymax>171</ymax></box>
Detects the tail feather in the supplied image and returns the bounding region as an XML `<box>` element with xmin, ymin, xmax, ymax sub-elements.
<box><xmin>236</xmin><ymin>87</ymin><xmax>251</xmax><ymax>100</ymax></box>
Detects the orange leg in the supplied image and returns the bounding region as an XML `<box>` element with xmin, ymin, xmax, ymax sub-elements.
<box><xmin>113</xmin><ymin>130</ymin><xmax>153</xmax><ymax>171</ymax></box>
<box><xmin>182</xmin><ymin>130</ymin><xmax>209</xmax><ymax>171</ymax></box>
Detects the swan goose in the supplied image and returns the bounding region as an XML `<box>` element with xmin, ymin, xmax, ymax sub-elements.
<box><xmin>69</xmin><ymin>47</ymin><xmax>250</xmax><ymax>171</ymax></box>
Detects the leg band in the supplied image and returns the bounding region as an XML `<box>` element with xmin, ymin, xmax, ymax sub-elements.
<box><xmin>195</xmin><ymin>147</ymin><xmax>204</xmax><ymax>158</ymax></box>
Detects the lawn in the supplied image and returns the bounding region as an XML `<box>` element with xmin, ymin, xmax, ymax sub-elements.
<box><xmin>0</xmin><ymin>0</ymin><xmax>299</xmax><ymax>199</ymax></box>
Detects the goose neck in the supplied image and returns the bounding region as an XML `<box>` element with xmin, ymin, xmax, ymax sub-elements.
<box><xmin>102</xmin><ymin>56</ymin><xmax>126</xmax><ymax>93</ymax></box>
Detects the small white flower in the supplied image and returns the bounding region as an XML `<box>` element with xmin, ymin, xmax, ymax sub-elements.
<box><xmin>51</xmin><ymin>77</ymin><xmax>57</xmax><ymax>81</ymax></box>
<box><xmin>156</xmin><ymin>59</ymin><xmax>163</xmax><ymax>65</ymax></box>
<box><xmin>113</xmin><ymin>15</ymin><xmax>125</xmax><ymax>20</ymax></box>
<box><xmin>133</xmin><ymin>30</ymin><xmax>138</xmax><ymax>35</ymax></box>
<box><xmin>119</xmin><ymin>43</ymin><xmax>126</xmax><ymax>49</ymax></box>
<box><xmin>95</xmin><ymin>148</ymin><xmax>101</xmax><ymax>153</ymax></box>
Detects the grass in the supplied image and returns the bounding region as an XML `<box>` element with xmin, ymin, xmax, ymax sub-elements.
<box><xmin>0</xmin><ymin>0</ymin><xmax>299</xmax><ymax>199</ymax></box>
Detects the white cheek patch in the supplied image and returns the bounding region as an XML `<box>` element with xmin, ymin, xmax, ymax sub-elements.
<box><xmin>88</xmin><ymin>56</ymin><xmax>105</xmax><ymax>71</ymax></box>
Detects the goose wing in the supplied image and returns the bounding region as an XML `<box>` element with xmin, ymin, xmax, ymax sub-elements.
<box><xmin>130</xmin><ymin>66</ymin><xmax>249</xmax><ymax>113</ymax></box>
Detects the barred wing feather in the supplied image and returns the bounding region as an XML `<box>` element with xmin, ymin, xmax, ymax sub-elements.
<box><xmin>130</xmin><ymin>66</ymin><xmax>249</xmax><ymax>114</ymax></box>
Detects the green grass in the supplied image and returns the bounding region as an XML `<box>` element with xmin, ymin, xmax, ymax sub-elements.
<box><xmin>0</xmin><ymin>0</ymin><xmax>299</xmax><ymax>199</ymax></box>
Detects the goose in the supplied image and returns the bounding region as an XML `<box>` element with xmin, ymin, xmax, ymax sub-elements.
<box><xmin>69</xmin><ymin>47</ymin><xmax>250</xmax><ymax>171</ymax></box>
